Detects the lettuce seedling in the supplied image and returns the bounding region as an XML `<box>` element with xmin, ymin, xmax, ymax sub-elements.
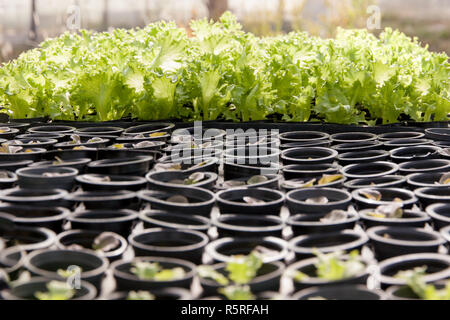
<box><xmin>35</xmin><ymin>281</ymin><xmax>75</xmax><ymax>300</ymax></box>
<box><xmin>127</xmin><ymin>291</ymin><xmax>155</xmax><ymax>300</ymax></box>
<box><xmin>218</xmin><ymin>285</ymin><xmax>255</xmax><ymax>300</ymax></box>
<box><xmin>130</xmin><ymin>261</ymin><xmax>185</xmax><ymax>281</ymax></box>
<box><xmin>395</xmin><ymin>267</ymin><xmax>450</xmax><ymax>300</ymax></box>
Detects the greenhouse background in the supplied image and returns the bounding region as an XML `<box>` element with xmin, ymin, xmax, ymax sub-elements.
<box><xmin>1</xmin><ymin>0</ymin><xmax>450</xmax><ymax>63</ymax></box>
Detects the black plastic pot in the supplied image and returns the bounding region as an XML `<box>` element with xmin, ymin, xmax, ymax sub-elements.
<box><xmin>156</xmin><ymin>156</ymin><xmax>220</xmax><ymax>174</ymax></box>
<box><xmin>425</xmin><ymin>128</ymin><xmax>450</xmax><ymax>142</ymax></box>
<box><xmin>399</xmin><ymin>159</ymin><xmax>450</xmax><ymax>174</ymax></box>
<box><xmin>105</xmin><ymin>288</ymin><xmax>192</xmax><ymax>300</ymax></box>
<box><xmin>0</xmin><ymin>160</ymin><xmax>33</xmax><ymax>172</ymax></box>
<box><xmin>390</xmin><ymin>145</ymin><xmax>441</xmax><ymax>163</ymax></box>
<box><xmin>67</xmin><ymin>209</ymin><xmax>138</xmax><ymax>237</ymax></box>
<box><xmin>286</xmin><ymin>188</ymin><xmax>352</xmax><ymax>214</ymax></box>
<box><xmin>342</xmin><ymin>161</ymin><xmax>399</xmax><ymax>179</ymax></box>
<box><xmin>216</xmin><ymin>187</ymin><xmax>285</xmax><ymax>215</ymax></box>
<box><xmin>333</xmin><ymin>141</ymin><xmax>383</xmax><ymax>152</ymax></box>
<box><xmin>287</xmin><ymin>211</ymin><xmax>359</xmax><ymax>236</ymax></box>
<box><xmin>343</xmin><ymin>175</ymin><xmax>406</xmax><ymax>190</ymax></box>
<box><xmin>282</xmin><ymin>163</ymin><xmax>340</xmax><ymax>180</ymax></box>
<box><xmin>8</xmin><ymin>138</ymin><xmax>58</xmax><ymax>150</ymax></box>
<box><xmin>358</xmin><ymin>209</ymin><xmax>430</xmax><ymax>229</ymax></box>
<box><xmin>379</xmin><ymin>131</ymin><xmax>425</xmax><ymax>141</ymax></box>
<box><xmin>224</xmin><ymin>137</ymin><xmax>279</xmax><ymax>150</ymax></box>
<box><xmin>280</xmin><ymin>140</ymin><xmax>332</xmax><ymax>149</ymax></box>
<box><xmin>56</xmin><ymin>229</ymin><xmax>128</xmax><ymax>262</ymax></box>
<box><xmin>0</xmin><ymin>122</ymin><xmax>30</xmax><ymax>134</ymax></box>
<box><xmin>278</xmin><ymin>131</ymin><xmax>330</xmax><ymax>144</ymax></box>
<box><xmin>378</xmin><ymin>253</ymin><xmax>450</xmax><ymax>289</ymax></box>
<box><xmin>0</xmin><ymin>147</ymin><xmax>46</xmax><ymax>162</ymax></box>
<box><xmin>112</xmin><ymin>256</ymin><xmax>195</xmax><ymax>290</ymax></box>
<box><xmin>54</xmin><ymin>137</ymin><xmax>109</xmax><ymax>150</ymax></box>
<box><xmin>171</xmin><ymin>127</ymin><xmax>226</xmax><ymax>143</ymax></box>
<box><xmin>29</xmin><ymin>158</ymin><xmax>91</xmax><ymax>172</ymax></box>
<box><xmin>384</xmin><ymin>138</ymin><xmax>433</xmax><ymax>150</ymax></box>
<box><xmin>213</xmin><ymin>214</ymin><xmax>284</xmax><ymax>238</ymax></box>
<box><xmin>224</xmin><ymin>147</ymin><xmax>280</xmax><ymax>166</ymax></box>
<box><xmin>0</xmin><ymin>203</ymin><xmax>70</xmax><ymax>232</ymax></box>
<box><xmin>115</xmin><ymin>132</ymin><xmax>171</xmax><ymax>144</ymax></box>
<box><xmin>0</xmin><ymin>246</ymin><xmax>26</xmax><ymax>280</ymax></box>
<box><xmin>216</xmin><ymin>174</ymin><xmax>281</xmax><ymax>191</ymax></box>
<box><xmin>352</xmin><ymin>188</ymin><xmax>418</xmax><ymax>209</ymax></box>
<box><xmin>293</xmin><ymin>285</ymin><xmax>384</xmax><ymax>300</ymax></box>
<box><xmin>286</xmin><ymin>255</ymin><xmax>369</xmax><ymax>291</ymax></box>
<box><xmin>205</xmin><ymin>237</ymin><xmax>288</xmax><ymax>263</ymax></box>
<box><xmin>289</xmin><ymin>230</ymin><xmax>369</xmax><ymax>260</ymax></box>
<box><xmin>28</xmin><ymin>125</ymin><xmax>76</xmax><ymax>134</ymax></box>
<box><xmin>139</xmin><ymin>210</ymin><xmax>210</xmax><ymax>233</ymax></box>
<box><xmin>146</xmin><ymin>170</ymin><xmax>218</xmax><ymax>191</ymax></box>
<box><xmin>337</xmin><ymin>150</ymin><xmax>389</xmax><ymax>165</ymax></box>
<box><xmin>0</xmin><ymin>128</ymin><xmax>20</xmax><ymax>140</ymax></box>
<box><xmin>223</xmin><ymin>161</ymin><xmax>280</xmax><ymax>180</ymax></box>
<box><xmin>281</xmin><ymin>174</ymin><xmax>346</xmax><ymax>191</ymax></box>
<box><xmin>65</xmin><ymin>190</ymin><xmax>138</xmax><ymax>210</ymax></box>
<box><xmin>16</xmin><ymin>167</ymin><xmax>78</xmax><ymax>190</ymax></box>
<box><xmin>415</xmin><ymin>187</ymin><xmax>450</xmax><ymax>207</ymax></box>
<box><xmin>17</xmin><ymin>132</ymin><xmax>67</xmax><ymax>143</ymax></box>
<box><xmin>129</xmin><ymin>228</ymin><xmax>209</xmax><ymax>264</ymax></box>
<box><xmin>367</xmin><ymin>226</ymin><xmax>446</xmax><ymax>260</ymax></box>
<box><xmin>0</xmin><ymin>188</ymin><xmax>69</xmax><ymax>207</ymax></box>
<box><xmin>386</xmin><ymin>280</ymin><xmax>448</xmax><ymax>300</ymax></box>
<box><xmin>76</xmin><ymin>174</ymin><xmax>147</xmax><ymax>192</ymax></box>
<box><xmin>122</xmin><ymin>123</ymin><xmax>175</xmax><ymax>136</ymax></box>
<box><xmin>24</xmin><ymin>249</ymin><xmax>109</xmax><ymax>290</ymax></box>
<box><xmin>281</xmin><ymin>147</ymin><xmax>337</xmax><ymax>166</ymax></box>
<box><xmin>407</xmin><ymin>172</ymin><xmax>450</xmax><ymax>189</ymax></box>
<box><xmin>1</xmin><ymin>277</ymin><xmax>97</xmax><ymax>300</ymax></box>
<box><xmin>199</xmin><ymin>261</ymin><xmax>284</xmax><ymax>297</ymax></box>
<box><xmin>426</xmin><ymin>203</ymin><xmax>450</xmax><ymax>230</ymax></box>
<box><xmin>0</xmin><ymin>171</ymin><xmax>17</xmax><ymax>189</ymax></box>
<box><xmin>330</xmin><ymin>132</ymin><xmax>378</xmax><ymax>144</ymax></box>
<box><xmin>87</xmin><ymin>155</ymin><xmax>154</xmax><ymax>176</ymax></box>
<box><xmin>44</xmin><ymin>148</ymin><xmax>97</xmax><ymax>161</ymax></box>
<box><xmin>440</xmin><ymin>225</ymin><xmax>450</xmax><ymax>246</ymax></box>
<box><xmin>74</xmin><ymin>126</ymin><xmax>124</xmax><ymax>136</ymax></box>
<box><xmin>137</xmin><ymin>188</ymin><xmax>215</xmax><ymax>216</ymax></box>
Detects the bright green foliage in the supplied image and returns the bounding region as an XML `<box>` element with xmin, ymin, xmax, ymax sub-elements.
<box><xmin>219</xmin><ymin>285</ymin><xmax>255</xmax><ymax>300</ymax></box>
<box><xmin>396</xmin><ymin>267</ymin><xmax>450</xmax><ymax>300</ymax></box>
<box><xmin>35</xmin><ymin>281</ymin><xmax>75</xmax><ymax>300</ymax></box>
<box><xmin>130</xmin><ymin>261</ymin><xmax>186</xmax><ymax>281</ymax></box>
<box><xmin>226</xmin><ymin>252</ymin><xmax>263</xmax><ymax>284</ymax></box>
<box><xmin>1</xmin><ymin>12</ymin><xmax>449</xmax><ymax>124</ymax></box>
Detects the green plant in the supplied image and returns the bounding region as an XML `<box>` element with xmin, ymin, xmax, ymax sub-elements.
<box><xmin>127</xmin><ymin>291</ymin><xmax>155</xmax><ymax>300</ymax></box>
<box><xmin>130</xmin><ymin>261</ymin><xmax>186</xmax><ymax>281</ymax></box>
<box><xmin>34</xmin><ymin>281</ymin><xmax>75</xmax><ymax>300</ymax></box>
<box><xmin>293</xmin><ymin>250</ymin><xmax>365</xmax><ymax>281</ymax></box>
<box><xmin>218</xmin><ymin>285</ymin><xmax>255</xmax><ymax>300</ymax></box>
<box><xmin>395</xmin><ymin>267</ymin><xmax>450</xmax><ymax>300</ymax></box>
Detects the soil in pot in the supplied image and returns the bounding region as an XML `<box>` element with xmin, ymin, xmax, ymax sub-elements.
<box><xmin>379</xmin><ymin>131</ymin><xmax>425</xmax><ymax>141</ymax></box>
<box><xmin>399</xmin><ymin>159</ymin><xmax>450</xmax><ymax>174</ymax></box>
<box><xmin>216</xmin><ymin>174</ymin><xmax>281</xmax><ymax>190</ymax></box>
<box><xmin>64</xmin><ymin>190</ymin><xmax>138</xmax><ymax>210</ymax></box>
<box><xmin>0</xmin><ymin>203</ymin><xmax>70</xmax><ymax>232</ymax></box>
<box><xmin>287</xmin><ymin>209</ymin><xmax>359</xmax><ymax>236</ymax></box>
<box><xmin>281</xmin><ymin>173</ymin><xmax>346</xmax><ymax>191</ymax></box>
<box><xmin>129</xmin><ymin>228</ymin><xmax>209</xmax><ymax>264</ymax></box>
<box><xmin>54</xmin><ymin>135</ymin><xmax>109</xmax><ymax>150</ymax></box>
<box><xmin>352</xmin><ymin>188</ymin><xmax>418</xmax><ymax>209</ymax></box>
<box><xmin>56</xmin><ymin>230</ymin><xmax>128</xmax><ymax>262</ymax></box>
<box><xmin>156</xmin><ymin>156</ymin><xmax>220</xmax><ymax>175</ymax></box>
<box><xmin>111</xmin><ymin>256</ymin><xmax>195</xmax><ymax>291</ymax></box>
<box><xmin>378</xmin><ymin>253</ymin><xmax>450</xmax><ymax>289</ymax></box>
<box><xmin>337</xmin><ymin>149</ymin><xmax>389</xmax><ymax>165</ymax></box>
<box><xmin>342</xmin><ymin>161</ymin><xmax>399</xmax><ymax>179</ymax></box>
<box><xmin>139</xmin><ymin>210</ymin><xmax>210</xmax><ymax>233</ymax></box>
<box><xmin>384</xmin><ymin>138</ymin><xmax>433</xmax><ymax>150</ymax></box>
<box><xmin>1</xmin><ymin>277</ymin><xmax>97</xmax><ymax>300</ymax></box>
<box><xmin>224</xmin><ymin>147</ymin><xmax>280</xmax><ymax>166</ymax></box>
<box><xmin>146</xmin><ymin>170</ymin><xmax>218</xmax><ymax>191</ymax></box>
<box><xmin>344</xmin><ymin>175</ymin><xmax>406</xmax><ymax>190</ymax></box>
<box><xmin>415</xmin><ymin>187</ymin><xmax>450</xmax><ymax>207</ymax></box>
<box><xmin>87</xmin><ymin>156</ymin><xmax>154</xmax><ymax>176</ymax></box>
<box><xmin>213</xmin><ymin>214</ymin><xmax>284</xmax><ymax>238</ymax></box>
<box><xmin>137</xmin><ymin>188</ymin><xmax>215</xmax><ymax>216</ymax></box>
<box><xmin>281</xmin><ymin>147</ymin><xmax>337</xmax><ymax>165</ymax></box>
<box><xmin>16</xmin><ymin>167</ymin><xmax>78</xmax><ymax>190</ymax></box>
<box><xmin>8</xmin><ymin>138</ymin><xmax>58</xmax><ymax>150</ymax></box>
<box><xmin>67</xmin><ymin>209</ymin><xmax>138</xmax><ymax>237</ymax></box>
<box><xmin>24</xmin><ymin>249</ymin><xmax>109</xmax><ymax>290</ymax></box>
<box><xmin>367</xmin><ymin>226</ymin><xmax>446</xmax><ymax>260</ymax></box>
<box><xmin>205</xmin><ymin>237</ymin><xmax>289</xmax><ymax>264</ymax></box>
<box><xmin>292</xmin><ymin>285</ymin><xmax>384</xmax><ymax>300</ymax></box>
<box><xmin>76</xmin><ymin>174</ymin><xmax>147</xmax><ymax>191</ymax></box>
<box><xmin>216</xmin><ymin>187</ymin><xmax>285</xmax><ymax>215</ymax></box>
<box><xmin>223</xmin><ymin>161</ymin><xmax>280</xmax><ymax>180</ymax></box>
<box><xmin>390</xmin><ymin>145</ymin><xmax>441</xmax><ymax>163</ymax></box>
<box><xmin>286</xmin><ymin>188</ymin><xmax>352</xmax><ymax>214</ymax></box>
<box><xmin>289</xmin><ymin>230</ymin><xmax>369</xmax><ymax>260</ymax></box>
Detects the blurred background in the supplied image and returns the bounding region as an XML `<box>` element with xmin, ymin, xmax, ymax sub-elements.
<box><xmin>0</xmin><ymin>0</ymin><xmax>449</xmax><ymax>63</ymax></box>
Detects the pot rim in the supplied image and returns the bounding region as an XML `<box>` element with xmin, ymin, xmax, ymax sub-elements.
<box><xmin>351</xmin><ymin>187</ymin><xmax>417</xmax><ymax>206</ymax></box>
<box><xmin>139</xmin><ymin>210</ymin><xmax>210</xmax><ymax>230</ymax></box>
<box><xmin>366</xmin><ymin>226</ymin><xmax>446</xmax><ymax>247</ymax></box>
<box><xmin>287</xmin><ymin>211</ymin><xmax>359</xmax><ymax>227</ymax></box>
<box><xmin>68</xmin><ymin>209</ymin><xmax>139</xmax><ymax>223</ymax></box>
<box><xmin>426</xmin><ymin>203</ymin><xmax>450</xmax><ymax>224</ymax></box>
<box><xmin>137</xmin><ymin>187</ymin><xmax>216</xmax><ymax>208</ymax></box>
<box><xmin>342</xmin><ymin>161</ymin><xmax>399</xmax><ymax>179</ymax></box>
<box><xmin>212</xmin><ymin>214</ymin><xmax>284</xmax><ymax>233</ymax></box>
<box><xmin>286</xmin><ymin>187</ymin><xmax>352</xmax><ymax>207</ymax></box>
<box><xmin>216</xmin><ymin>187</ymin><xmax>285</xmax><ymax>207</ymax></box>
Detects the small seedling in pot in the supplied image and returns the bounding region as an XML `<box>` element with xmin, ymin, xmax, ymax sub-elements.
<box><xmin>395</xmin><ymin>267</ymin><xmax>450</xmax><ymax>300</ymax></box>
<box><xmin>319</xmin><ymin>208</ymin><xmax>352</xmax><ymax>223</ymax></box>
<box><xmin>305</xmin><ymin>196</ymin><xmax>328</xmax><ymax>204</ymax></box>
<box><xmin>52</xmin><ymin>156</ymin><xmax>65</xmax><ymax>165</ymax></box>
<box><xmin>183</xmin><ymin>172</ymin><xmax>205</xmax><ymax>185</ymax></box>
<box><xmin>167</xmin><ymin>195</ymin><xmax>189</xmax><ymax>204</ymax></box>
<box><xmin>92</xmin><ymin>232</ymin><xmax>120</xmax><ymax>253</ymax></box>
<box><xmin>35</xmin><ymin>281</ymin><xmax>75</xmax><ymax>300</ymax></box>
<box><xmin>133</xmin><ymin>141</ymin><xmax>156</xmax><ymax>148</ymax></box>
<box><xmin>0</xmin><ymin>143</ymin><xmax>32</xmax><ymax>154</ymax></box>
<box><xmin>57</xmin><ymin>266</ymin><xmax>82</xmax><ymax>279</ymax></box>
<box><xmin>366</xmin><ymin>203</ymin><xmax>404</xmax><ymax>219</ymax></box>
<box><xmin>438</xmin><ymin>173</ymin><xmax>450</xmax><ymax>185</ymax></box>
<box><xmin>292</xmin><ymin>250</ymin><xmax>365</xmax><ymax>282</ymax></box>
<box><xmin>69</xmin><ymin>135</ymin><xmax>81</xmax><ymax>145</ymax></box>
<box><xmin>0</xmin><ymin>171</ymin><xmax>10</xmax><ymax>179</ymax></box>
<box><xmin>130</xmin><ymin>261</ymin><xmax>186</xmax><ymax>281</ymax></box>
<box><xmin>282</xmin><ymin>174</ymin><xmax>343</xmax><ymax>189</ymax></box>
<box><xmin>127</xmin><ymin>291</ymin><xmax>155</xmax><ymax>300</ymax></box>
<box><xmin>83</xmin><ymin>174</ymin><xmax>111</xmax><ymax>183</ymax></box>
<box><xmin>243</xmin><ymin>196</ymin><xmax>266</xmax><ymax>205</ymax></box>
